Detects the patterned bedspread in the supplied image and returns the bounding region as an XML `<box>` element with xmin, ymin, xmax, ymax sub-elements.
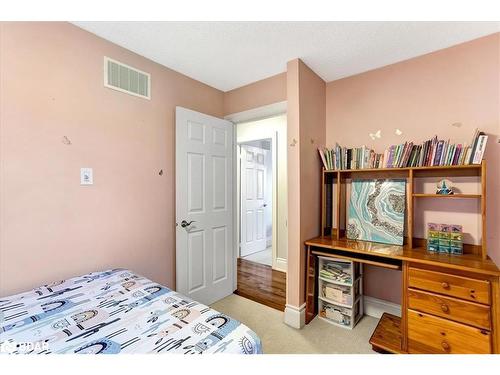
<box><xmin>0</xmin><ymin>269</ymin><xmax>261</xmax><ymax>354</ymax></box>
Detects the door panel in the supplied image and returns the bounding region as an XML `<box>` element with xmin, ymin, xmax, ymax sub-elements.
<box><xmin>187</xmin><ymin>153</ymin><xmax>205</xmax><ymax>213</ymax></box>
<box><xmin>188</xmin><ymin>230</ymin><xmax>205</xmax><ymax>292</ymax></box>
<box><xmin>213</xmin><ymin>226</ymin><xmax>227</xmax><ymax>283</ymax></box>
<box><xmin>212</xmin><ymin>156</ymin><xmax>227</xmax><ymax>210</ymax></box>
<box><xmin>176</xmin><ymin>107</ymin><xmax>234</xmax><ymax>305</ymax></box>
<box><xmin>240</xmin><ymin>144</ymin><xmax>267</xmax><ymax>256</ymax></box>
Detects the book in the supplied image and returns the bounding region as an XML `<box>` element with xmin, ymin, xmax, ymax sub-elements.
<box><xmin>469</xmin><ymin>128</ymin><xmax>481</xmax><ymax>164</ymax></box>
<box><xmin>472</xmin><ymin>135</ymin><xmax>488</xmax><ymax>164</ymax></box>
<box><xmin>320</xmin><ymin>129</ymin><xmax>486</xmax><ymax>170</ymax></box>
<box><xmin>318</xmin><ymin>148</ymin><xmax>328</xmax><ymax>169</ymax></box>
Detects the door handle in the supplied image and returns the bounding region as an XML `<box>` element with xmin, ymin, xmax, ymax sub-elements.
<box><xmin>262</xmin><ymin>203</ymin><xmax>268</xmax><ymax>207</ymax></box>
<box><xmin>181</xmin><ymin>220</ymin><xmax>195</xmax><ymax>228</ymax></box>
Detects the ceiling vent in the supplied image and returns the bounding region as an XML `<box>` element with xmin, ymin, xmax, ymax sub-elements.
<box><xmin>104</xmin><ymin>57</ymin><xmax>151</xmax><ymax>99</ymax></box>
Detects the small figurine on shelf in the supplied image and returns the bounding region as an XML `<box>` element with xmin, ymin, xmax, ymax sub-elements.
<box><xmin>436</xmin><ymin>179</ymin><xmax>454</xmax><ymax>195</ymax></box>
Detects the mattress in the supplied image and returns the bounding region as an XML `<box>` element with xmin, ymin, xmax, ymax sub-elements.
<box><xmin>0</xmin><ymin>269</ymin><xmax>261</xmax><ymax>354</ymax></box>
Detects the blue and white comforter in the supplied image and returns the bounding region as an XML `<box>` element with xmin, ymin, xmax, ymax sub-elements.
<box><xmin>0</xmin><ymin>269</ymin><xmax>261</xmax><ymax>354</ymax></box>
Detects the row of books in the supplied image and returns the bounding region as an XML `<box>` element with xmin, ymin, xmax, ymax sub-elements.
<box><xmin>319</xmin><ymin>145</ymin><xmax>384</xmax><ymax>170</ymax></box>
<box><xmin>318</xmin><ymin>129</ymin><xmax>488</xmax><ymax>170</ymax></box>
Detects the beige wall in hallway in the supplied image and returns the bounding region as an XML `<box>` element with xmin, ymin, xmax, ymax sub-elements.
<box><xmin>223</xmin><ymin>73</ymin><xmax>287</xmax><ymax>116</ymax></box>
<box><xmin>0</xmin><ymin>22</ymin><xmax>224</xmax><ymax>296</ymax></box>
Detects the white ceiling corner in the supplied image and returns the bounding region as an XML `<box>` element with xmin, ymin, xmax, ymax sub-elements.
<box><xmin>72</xmin><ymin>21</ymin><xmax>500</xmax><ymax>92</ymax></box>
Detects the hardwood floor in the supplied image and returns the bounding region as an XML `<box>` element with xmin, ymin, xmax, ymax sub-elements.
<box><xmin>235</xmin><ymin>258</ymin><xmax>286</xmax><ymax>311</ymax></box>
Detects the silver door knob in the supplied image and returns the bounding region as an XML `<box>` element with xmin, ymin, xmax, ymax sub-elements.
<box><xmin>181</xmin><ymin>220</ymin><xmax>195</xmax><ymax>228</ymax></box>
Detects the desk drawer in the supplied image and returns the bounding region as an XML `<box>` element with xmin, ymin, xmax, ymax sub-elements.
<box><xmin>408</xmin><ymin>288</ymin><xmax>491</xmax><ymax>330</ymax></box>
<box><xmin>408</xmin><ymin>310</ymin><xmax>492</xmax><ymax>354</ymax></box>
<box><xmin>408</xmin><ymin>267</ymin><xmax>490</xmax><ymax>304</ymax></box>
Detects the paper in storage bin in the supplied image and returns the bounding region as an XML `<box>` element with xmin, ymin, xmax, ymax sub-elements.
<box><xmin>322</xmin><ymin>283</ymin><xmax>352</xmax><ymax>305</ymax></box>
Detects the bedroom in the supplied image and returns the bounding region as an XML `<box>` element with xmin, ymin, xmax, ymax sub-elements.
<box><xmin>1</xmin><ymin>0</ymin><xmax>500</xmax><ymax>372</ymax></box>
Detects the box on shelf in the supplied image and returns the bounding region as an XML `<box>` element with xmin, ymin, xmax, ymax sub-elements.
<box><xmin>321</xmin><ymin>278</ymin><xmax>361</xmax><ymax>305</ymax></box>
<box><xmin>318</xmin><ymin>257</ymin><xmax>360</xmax><ymax>285</ymax></box>
<box><xmin>450</xmin><ymin>239</ymin><xmax>463</xmax><ymax>255</ymax></box>
<box><xmin>427</xmin><ymin>222</ymin><xmax>464</xmax><ymax>255</ymax></box>
<box><xmin>319</xmin><ymin>298</ymin><xmax>362</xmax><ymax>329</ymax></box>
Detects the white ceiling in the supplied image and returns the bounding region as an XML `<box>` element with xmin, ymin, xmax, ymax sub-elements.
<box><xmin>73</xmin><ymin>22</ymin><xmax>500</xmax><ymax>92</ymax></box>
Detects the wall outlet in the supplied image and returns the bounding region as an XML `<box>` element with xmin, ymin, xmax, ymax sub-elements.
<box><xmin>80</xmin><ymin>168</ymin><xmax>93</xmax><ymax>185</ymax></box>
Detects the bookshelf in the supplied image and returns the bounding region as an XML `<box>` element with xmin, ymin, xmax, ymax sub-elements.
<box><xmin>320</xmin><ymin>161</ymin><xmax>487</xmax><ymax>259</ymax></box>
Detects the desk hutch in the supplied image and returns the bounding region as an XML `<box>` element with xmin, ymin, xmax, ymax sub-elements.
<box><xmin>304</xmin><ymin>161</ymin><xmax>500</xmax><ymax>354</ymax></box>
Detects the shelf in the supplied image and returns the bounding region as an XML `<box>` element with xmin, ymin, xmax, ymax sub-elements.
<box><xmin>317</xmin><ymin>313</ymin><xmax>363</xmax><ymax>330</ymax></box>
<box><xmin>323</xmin><ymin>164</ymin><xmax>482</xmax><ymax>173</ymax></box>
<box><xmin>319</xmin><ymin>275</ymin><xmax>361</xmax><ymax>287</ymax></box>
<box><xmin>413</xmin><ymin>193</ymin><xmax>481</xmax><ymax>198</ymax></box>
<box><xmin>319</xmin><ymin>294</ymin><xmax>361</xmax><ymax>309</ymax></box>
<box><xmin>369</xmin><ymin>313</ymin><xmax>405</xmax><ymax>354</ymax></box>
<box><xmin>323</xmin><ymin>162</ymin><xmax>483</xmax><ymax>177</ymax></box>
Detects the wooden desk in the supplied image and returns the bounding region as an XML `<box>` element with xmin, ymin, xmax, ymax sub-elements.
<box><xmin>305</xmin><ymin>236</ymin><xmax>500</xmax><ymax>354</ymax></box>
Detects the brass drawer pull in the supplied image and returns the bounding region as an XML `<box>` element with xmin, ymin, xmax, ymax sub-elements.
<box><xmin>440</xmin><ymin>304</ymin><xmax>449</xmax><ymax>313</ymax></box>
<box><xmin>441</xmin><ymin>282</ymin><xmax>450</xmax><ymax>289</ymax></box>
<box><xmin>441</xmin><ymin>341</ymin><xmax>451</xmax><ymax>351</ymax></box>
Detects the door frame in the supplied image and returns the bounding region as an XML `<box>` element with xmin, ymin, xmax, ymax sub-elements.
<box><xmin>238</xmin><ymin>136</ymin><xmax>277</xmax><ymax>259</ymax></box>
<box><xmin>226</xmin><ymin>101</ymin><xmax>287</xmax><ymax>290</ymax></box>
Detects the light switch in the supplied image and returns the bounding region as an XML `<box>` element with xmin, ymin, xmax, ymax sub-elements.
<box><xmin>80</xmin><ymin>168</ymin><xmax>93</xmax><ymax>185</ymax></box>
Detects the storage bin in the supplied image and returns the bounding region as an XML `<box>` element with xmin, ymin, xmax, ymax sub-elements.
<box><xmin>318</xmin><ymin>298</ymin><xmax>362</xmax><ymax>329</ymax></box>
<box><xmin>322</xmin><ymin>283</ymin><xmax>352</xmax><ymax>305</ymax></box>
<box><xmin>317</xmin><ymin>256</ymin><xmax>364</xmax><ymax>329</ymax></box>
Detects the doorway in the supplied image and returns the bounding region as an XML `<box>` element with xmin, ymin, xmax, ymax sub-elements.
<box><xmin>232</xmin><ymin>113</ymin><xmax>288</xmax><ymax>311</ymax></box>
<box><xmin>239</xmin><ymin>139</ymin><xmax>273</xmax><ymax>266</ymax></box>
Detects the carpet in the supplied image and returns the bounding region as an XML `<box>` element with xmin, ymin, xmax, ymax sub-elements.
<box><xmin>211</xmin><ymin>294</ymin><xmax>378</xmax><ymax>354</ymax></box>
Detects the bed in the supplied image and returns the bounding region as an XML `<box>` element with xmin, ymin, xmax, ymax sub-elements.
<box><xmin>0</xmin><ymin>269</ymin><xmax>262</xmax><ymax>354</ymax></box>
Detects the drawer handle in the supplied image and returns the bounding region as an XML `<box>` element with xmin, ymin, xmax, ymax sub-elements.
<box><xmin>440</xmin><ymin>304</ymin><xmax>449</xmax><ymax>313</ymax></box>
<box><xmin>441</xmin><ymin>282</ymin><xmax>450</xmax><ymax>289</ymax></box>
<box><xmin>441</xmin><ymin>341</ymin><xmax>450</xmax><ymax>351</ymax></box>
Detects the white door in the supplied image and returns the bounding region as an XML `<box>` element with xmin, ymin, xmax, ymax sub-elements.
<box><xmin>240</xmin><ymin>145</ymin><xmax>267</xmax><ymax>257</ymax></box>
<box><xmin>176</xmin><ymin>107</ymin><xmax>234</xmax><ymax>305</ymax></box>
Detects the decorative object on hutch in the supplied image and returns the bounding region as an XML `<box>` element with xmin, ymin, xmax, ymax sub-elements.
<box><xmin>427</xmin><ymin>223</ymin><xmax>463</xmax><ymax>255</ymax></box>
<box><xmin>436</xmin><ymin>179</ymin><xmax>454</xmax><ymax>195</ymax></box>
<box><xmin>347</xmin><ymin>179</ymin><xmax>406</xmax><ymax>246</ymax></box>
<box><xmin>305</xmin><ymin>160</ymin><xmax>500</xmax><ymax>354</ymax></box>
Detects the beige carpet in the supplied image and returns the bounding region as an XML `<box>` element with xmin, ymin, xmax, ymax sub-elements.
<box><xmin>211</xmin><ymin>294</ymin><xmax>378</xmax><ymax>354</ymax></box>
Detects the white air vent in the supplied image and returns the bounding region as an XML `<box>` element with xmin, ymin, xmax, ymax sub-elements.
<box><xmin>104</xmin><ymin>57</ymin><xmax>151</xmax><ymax>99</ymax></box>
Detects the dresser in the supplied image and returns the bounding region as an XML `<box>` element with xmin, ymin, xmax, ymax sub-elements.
<box><xmin>406</xmin><ymin>264</ymin><xmax>497</xmax><ymax>354</ymax></box>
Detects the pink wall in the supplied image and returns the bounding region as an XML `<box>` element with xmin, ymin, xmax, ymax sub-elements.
<box><xmin>326</xmin><ymin>33</ymin><xmax>500</xmax><ymax>304</ymax></box>
<box><xmin>286</xmin><ymin>59</ymin><xmax>326</xmax><ymax>308</ymax></box>
<box><xmin>223</xmin><ymin>73</ymin><xmax>286</xmax><ymax>115</ymax></box>
<box><xmin>0</xmin><ymin>22</ymin><xmax>224</xmax><ymax>296</ymax></box>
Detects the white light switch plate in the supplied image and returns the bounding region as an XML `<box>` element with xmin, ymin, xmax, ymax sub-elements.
<box><xmin>80</xmin><ymin>168</ymin><xmax>93</xmax><ymax>185</ymax></box>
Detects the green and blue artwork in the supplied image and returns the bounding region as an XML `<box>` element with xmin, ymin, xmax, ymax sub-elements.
<box><xmin>347</xmin><ymin>179</ymin><xmax>406</xmax><ymax>245</ymax></box>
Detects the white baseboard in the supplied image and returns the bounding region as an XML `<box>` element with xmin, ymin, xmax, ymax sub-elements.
<box><xmin>364</xmin><ymin>296</ymin><xmax>401</xmax><ymax>318</ymax></box>
<box><xmin>284</xmin><ymin>303</ymin><xmax>305</xmax><ymax>329</ymax></box>
<box><xmin>273</xmin><ymin>257</ymin><xmax>287</xmax><ymax>273</ymax></box>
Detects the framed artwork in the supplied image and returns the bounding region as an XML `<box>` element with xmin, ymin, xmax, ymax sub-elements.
<box><xmin>347</xmin><ymin>179</ymin><xmax>406</xmax><ymax>245</ymax></box>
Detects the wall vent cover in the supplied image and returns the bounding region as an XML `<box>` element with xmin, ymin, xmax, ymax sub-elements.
<box><xmin>104</xmin><ymin>57</ymin><xmax>151</xmax><ymax>99</ymax></box>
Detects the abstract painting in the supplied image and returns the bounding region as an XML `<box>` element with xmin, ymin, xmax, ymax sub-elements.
<box><xmin>347</xmin><ymin>179</ymin><xmax>406</xmax><ymax>245</ymax></box>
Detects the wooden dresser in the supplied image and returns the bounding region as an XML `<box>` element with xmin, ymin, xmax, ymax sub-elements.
<box><xmin>406</xmin><ymin>264</ymin><xmax>497</xmax><ymax>354</ymax></box>
<box><xmin>304</xmin><ymin>161</ymin><xmax>500</xmax><ymax>354</ymax></box>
